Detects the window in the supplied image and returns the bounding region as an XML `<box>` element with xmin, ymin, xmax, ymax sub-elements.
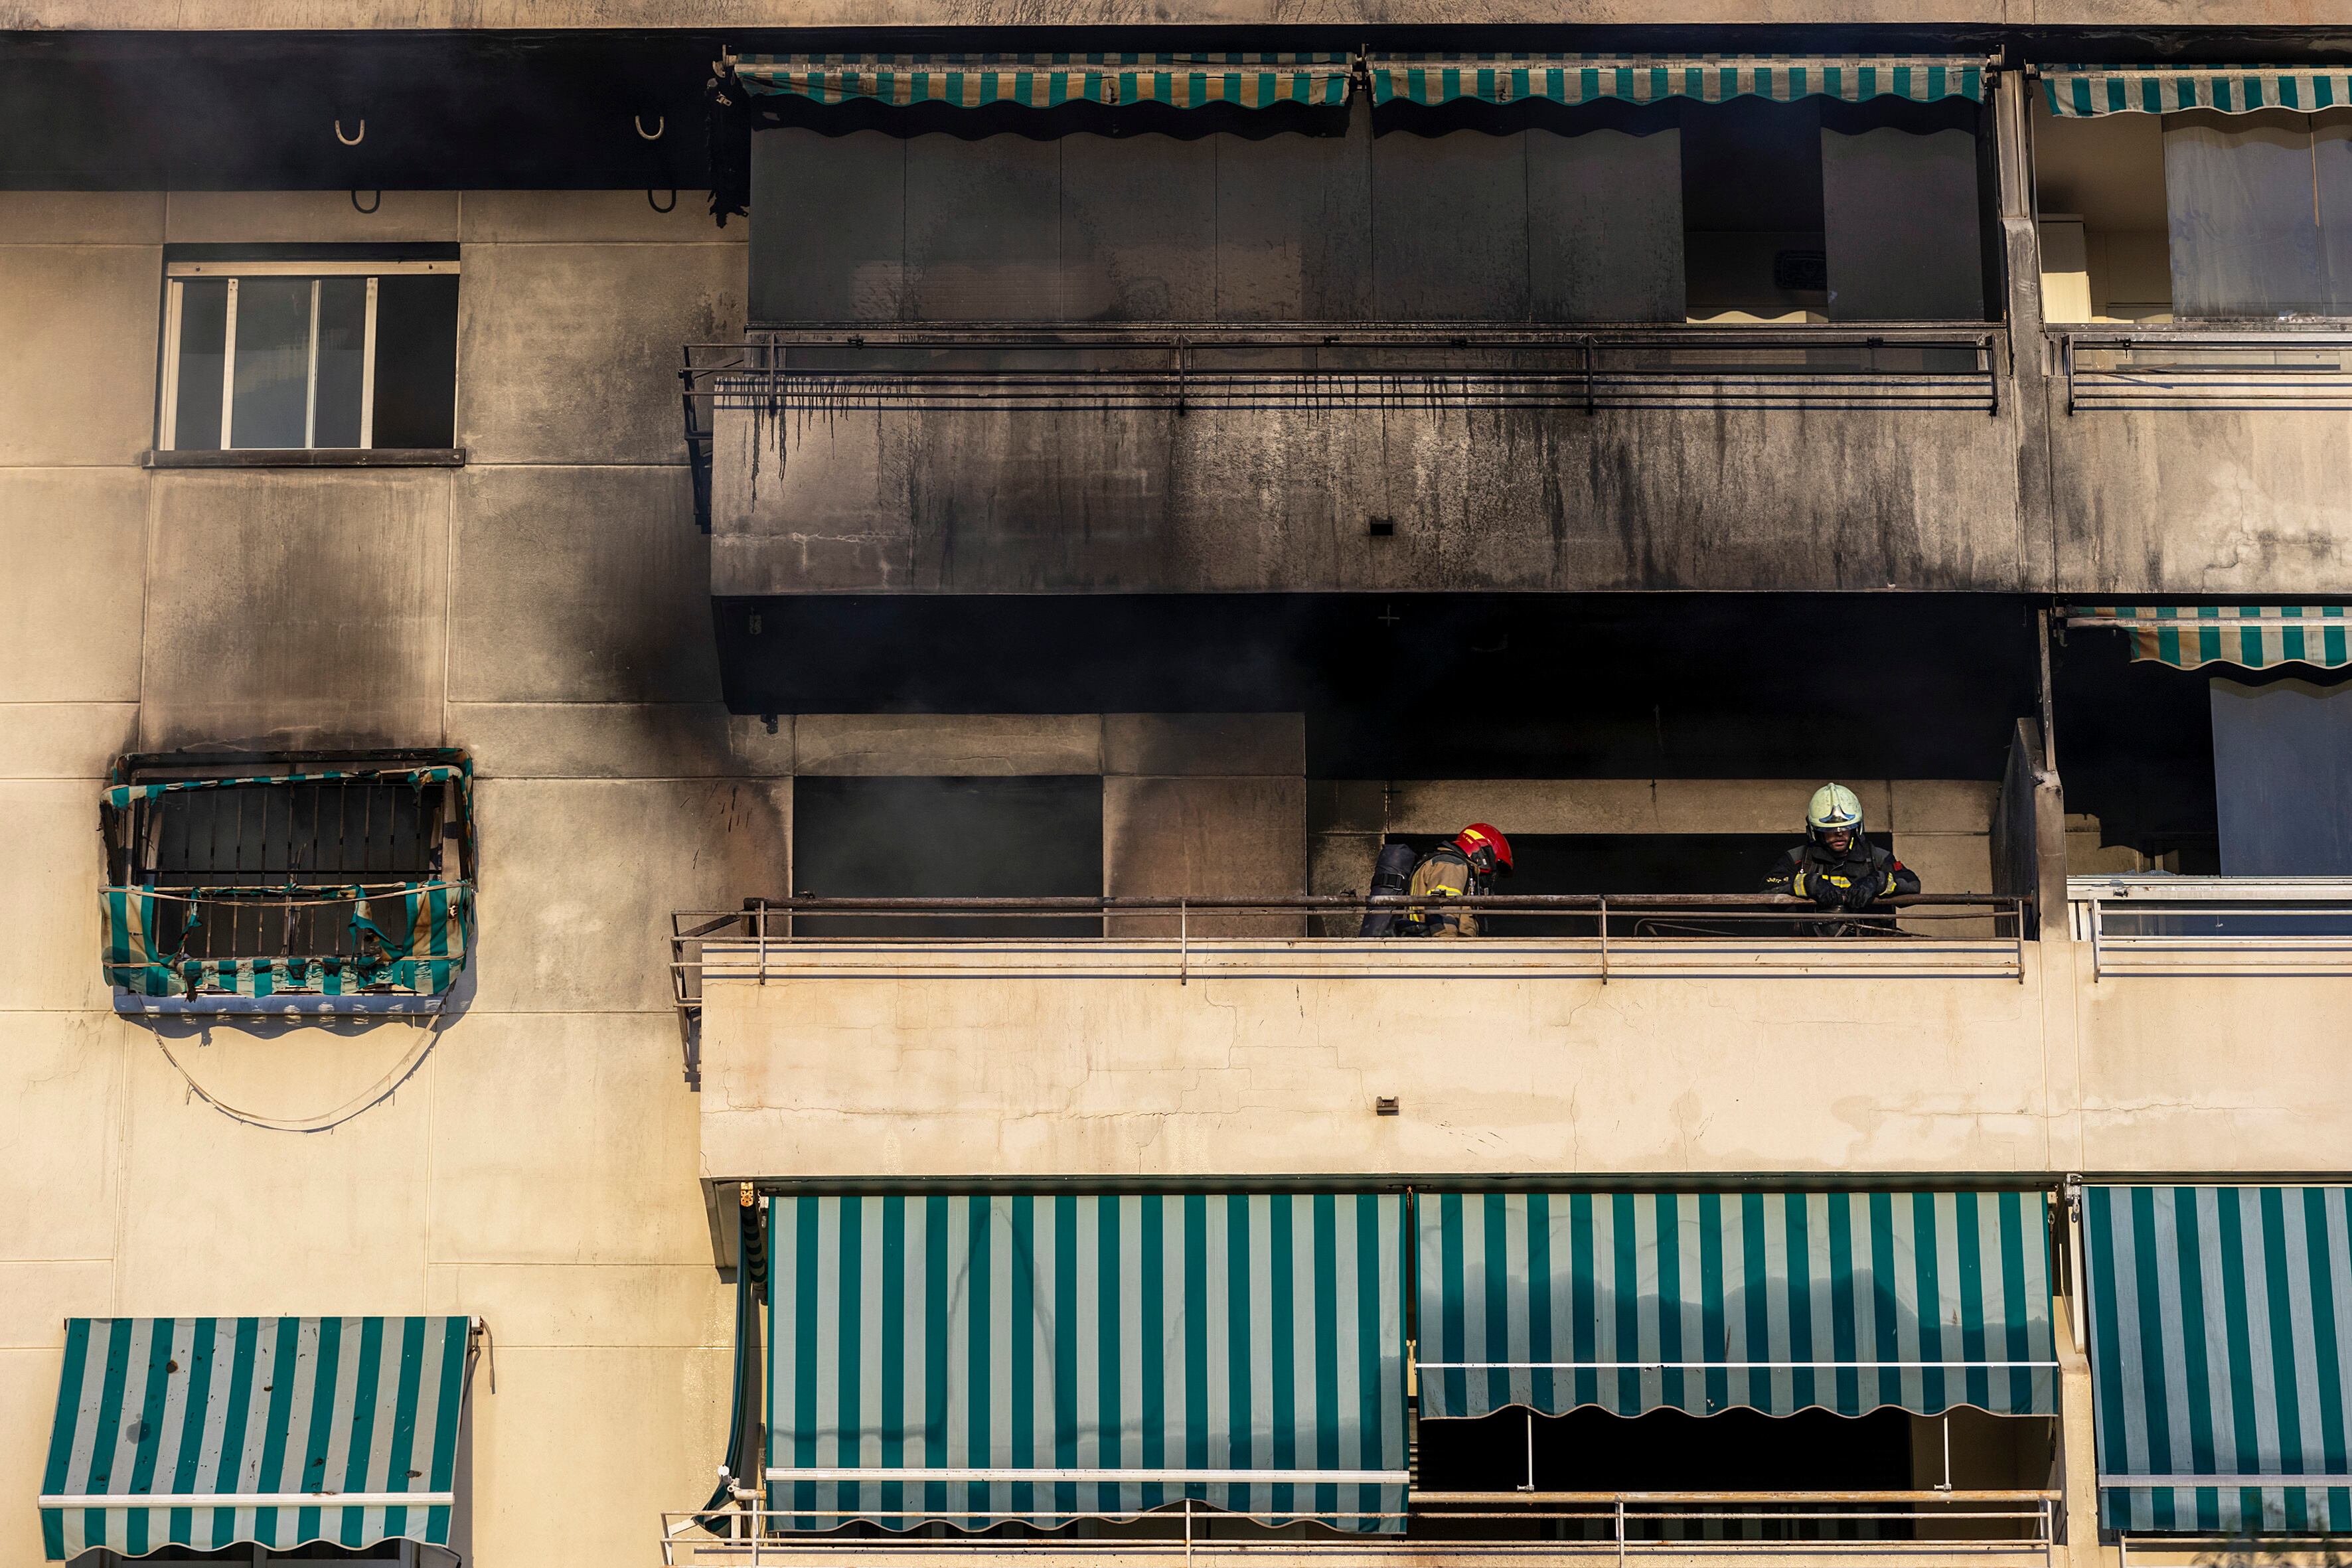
<box><xmin>159</xmin><ymin>258</ymin><xmax>459</xmax><ymax>451</ymax></box>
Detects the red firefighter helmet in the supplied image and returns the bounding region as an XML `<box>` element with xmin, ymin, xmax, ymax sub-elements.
<box><xmin>1454</xmin><ymin>823</ymin><xmax>1514</xmax><ymax>876</ymax></box>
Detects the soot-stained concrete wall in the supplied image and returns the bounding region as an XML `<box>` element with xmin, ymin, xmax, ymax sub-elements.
<box><xmin>712</xmin><ymin>398</ymin><xmax>2032</xmax><ymax>594</ymax></box>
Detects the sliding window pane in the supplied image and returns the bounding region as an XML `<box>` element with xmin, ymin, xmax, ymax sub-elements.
<box><xmin>171</xmin><ymin>278</ymin><xmax>228</xmax><ymax>450</ymax></box>
<box><xmin>371</xmin><ymin>275</ymin><xmax>460</xmax><ymax>449</ymax></box>
<box><xmin>229</xmin><ymin>276</ymin><xmax>312</xmax><ymax>447</ymax></box>
<box><xmin>313</xmin><ymin>276</ymin><xmax>368</xmax><ymax>447</ymax></box>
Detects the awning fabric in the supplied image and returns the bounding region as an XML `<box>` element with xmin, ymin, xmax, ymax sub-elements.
<box><xmin>99</xmin><ymin>882</ymin><xmax>471</xmax><ymax>998</ymax></box>
<box><xmin>1367</xmin><ymin>54</ymin><xmax>1986</xmax><ymax>108</ymax></box>
<box><xmin>2063</xmin><ymin>605</ymin><xmax>2352</xmax><ymax>670</ymax></box>
<box><xmin>2043</xmin><ymin>66</ymin><xmax>2352</xmax><ymax>118</ymax></box>
<box><xmin>1417</xmin><ymin>1190</ymin><xmax>2057</xmax><ymax>1421</ymax></box>
<box><xmin>767</xmin><ymin>1193</ymin><xmax>1409</xmax><ymax>1532</ymax></box>
<box><xmin>735</xmin><ymin>54</ymin><xmax>1353</xmax><ymax>110</ymax></box>
<box><xmin>40</xmin><ymin>1316</ymin><xmax>470</xmax><ymax>1561</ymax></box>
<box><xmin>2084</xmin><ymin>1186</ymin><xmax>2352</xmax><ymax>1533</ymax></box>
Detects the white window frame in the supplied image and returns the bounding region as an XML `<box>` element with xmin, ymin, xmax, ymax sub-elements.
<box><xmin>158</xmin><ymin>258</ymin><xmax>456</xmax><ymax>453</ymax></box>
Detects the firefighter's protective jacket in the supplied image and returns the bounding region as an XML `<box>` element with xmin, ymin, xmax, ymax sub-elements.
<box><xmin>1761</xmin><ymin>840</ymin><xmax>1920</xmax><ymax>906</ymax></box>
<box><xmin>1403</xmin><ymin>845</ymin><xmax>1486</xmax><ymax>938</ymax></box>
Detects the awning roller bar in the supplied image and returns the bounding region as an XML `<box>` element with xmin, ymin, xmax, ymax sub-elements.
<box><xmin>767</xmin><ymin>1469</ymin><xmax>1407</xmax><ymax>1485</ymax></box>
<box><xmin>2101</xmin><ymin>1478</ymin><xmax>2352</xmax><ymax>1490</ymax></box>
<box><xmin>41</xmin><ymin>1494</ymin><xmax>455</xmax><ymax>1510</ymax></box>
<box><xmin>1419</xmin><ymin>1360</ymin><xmax>2060</xmax><ymax>1370</ymax></box>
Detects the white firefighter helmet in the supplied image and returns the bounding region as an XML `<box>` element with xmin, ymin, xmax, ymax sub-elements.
<box><xmin>1806</xmin><ymin>783</ymin><xmax>1865</xmax><ymax>841</ymax></box>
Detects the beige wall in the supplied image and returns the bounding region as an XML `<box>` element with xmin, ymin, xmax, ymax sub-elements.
<box><xmin>0</xmin><ymin>189</ymin><xmax>753</xmax><ymax>1568</ymax></box>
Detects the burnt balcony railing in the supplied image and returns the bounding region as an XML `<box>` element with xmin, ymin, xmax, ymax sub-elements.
<box><xmin>682</xmin><ymin>325</ymin><xmax>2004</xmax><ymax>528</ymax></box>
<box><xmin>2056</xmin><ymin>327</ymin><xmax>2352</xmax><ymax>412</ymax></box>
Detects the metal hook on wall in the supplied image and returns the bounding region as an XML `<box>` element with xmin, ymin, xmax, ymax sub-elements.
<box><xmin>351</xmin><ymin>189</ymin><xmax>382</xmax><ymax>214</ymax></box>
<box><xmin>648</xmin><ymin>188</ymin><xmax>678</xmax><ymax>213</ymax></box>
<box><xmin>335</xmin><ymin>118</ymin><xmax>366</xmax><ymax>146</ymax></box>
<box><xmin>635</xmin><ymin>113</ymin><xmax>666</xmax><ymax>141</ymax></box>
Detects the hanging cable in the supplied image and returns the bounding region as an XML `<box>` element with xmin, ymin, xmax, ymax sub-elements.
<box><xmin>147</xmin><ymin>1001</ymin><xmax>451</xmax><ymax>1134</ymax></box>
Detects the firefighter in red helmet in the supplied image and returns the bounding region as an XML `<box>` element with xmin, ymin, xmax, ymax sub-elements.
<box><xmin>1399</xmin><ymin>823</ymin><xmax>1514</xmax><ymax>938</ymax></box>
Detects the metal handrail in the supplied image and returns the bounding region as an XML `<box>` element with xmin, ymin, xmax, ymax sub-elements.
<box><xmin>678</xmin><ymin>325</ymin><xmax>2001</xmax><ymax>520</ymax></box>
<box><xmin>2068</xmin><ymin>878</ymin><xmax>2352</xmax><ymax>977</ymax></box>
<box><xmin>728</xmin><ymin>322</ymin><xmax>2005</xmax><ymax>349</ymax></box>
<box><xmin>2053</xmin><ymin>325</ymin><xmax>2352</xmax><ymax>412</ymax></box>
<box><xmin>667</xmin><ymin>894</ymin><xmax>2031</xmax><ymax>1042</ymax></box>
<box><xmin>660</xmin><ymin>1492</ymin><xmax>2057</xmax><ymax>1565</ymax></box>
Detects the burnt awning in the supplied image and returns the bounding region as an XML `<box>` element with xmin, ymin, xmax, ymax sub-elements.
<box><xmin>734</xmin><ymin>53</ymin><xmax>1353</xmax><ymax>110</ymax></box>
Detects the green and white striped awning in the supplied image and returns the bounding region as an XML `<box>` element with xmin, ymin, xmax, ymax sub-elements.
<box><xmin>40</xmin><ymin>1317</ymin><xmax>471</xmax><ymax>1561</ymax></box>
<box><xmin>735</xmin><ymin>54</ymin><xmax>1354</xmax><ymax>110</ymax></box>
<box><xmin>1417</xmin><ymin>1191</ymin><xmax>2057</xmax><ymax>1421</ymax></box>
<box><xmin>1367</xmin><ymin>54</ymin><xmax>1986</xmax><ymax>108</ymax></box>
<box><xmin>2043</xmin><ymin>65</ymin><xmax>2352</xmax><ymax>117</ymax></box>
<box><xmin>767</xmin><ymin>1194</ymin><xmax>1409</xmax><ymax>1532</ymax></box>
<box><xmin>2084</xmin><ymin>1186</ymin><xmax>2352</xmax><ymax>1533</ymax></box>
<box><xmin>99</xmin><ymin>882</ymin><xmax>471</xmax><ymax>1000</ymax></box>
<box><xmin>2063</xmin><ymin>605</ymin><xmax>2352</xmax><ymax>670</ymax></box>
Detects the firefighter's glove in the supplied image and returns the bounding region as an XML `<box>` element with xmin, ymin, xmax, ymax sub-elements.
<box><xmin>1840</xmin><ymin>877</ymin><xmax>1882</xmax><ymax>913</ymax></box>
<box><xmin>1812</xmin><ymin>876</ymin><xmax>1852</xmax><ymax>910</ymax></box>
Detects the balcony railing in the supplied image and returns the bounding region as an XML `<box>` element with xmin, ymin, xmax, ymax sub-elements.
<box><xmin>2069</xmin><ymin>875</ymin><xmax>2352</xmax><ymax>977</ymax></box>
<box><xmin>670</xmin><ymin>892</ymin><xmax>2026</xmax><ymax>1069</ymax></box>
<box><xmin>2055</xmin><ymin>327</ymin><xmax>2352</xmax><ymax>412</ymax></box>
<box><xmin>683</xmin><ymin>325</ymin><xmax>2004</xmax><ymax>527</ymax></box>
<box><xmin>663</xmin><ymin>1491</ymin><xmax>2059</xmax><ymax>1567</ymax></box>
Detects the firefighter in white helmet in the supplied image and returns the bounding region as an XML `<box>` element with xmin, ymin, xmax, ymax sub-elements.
<box><xmin>1761</xmin><ymin>783</ymin><xmax>1918</xmax><ymax>915</ymax></box>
